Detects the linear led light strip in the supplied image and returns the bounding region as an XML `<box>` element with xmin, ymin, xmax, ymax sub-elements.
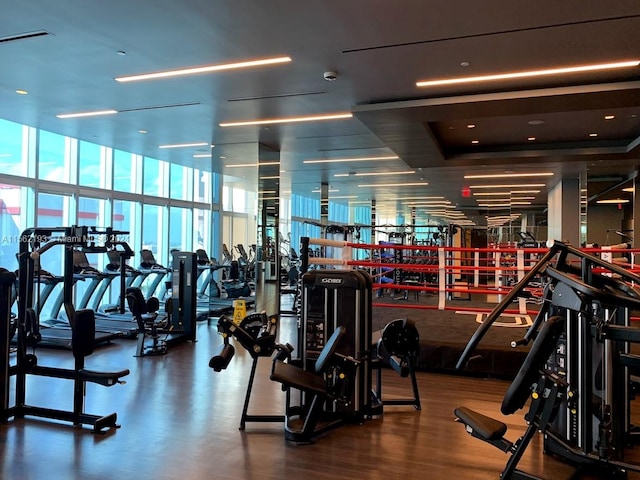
<box><xmin>597</xmin><ymin>199</ymin><xmax>630</xmax><ymax>204</ymax></box>
<box><xmin>115</xmin><ymin>56</ymin><xmax>292</xmax><ymax>82</ymax></box>
<box><xmin>159</xmin><ymin>142</ymin><xmax>211</xmax><ymax>149</ymax></box>
<box><xmin>56</xmin><ymin>109</ymin><xmax>118</xmax><ymax>119</ymax></box>
<box><xmin>470</xmin><ymin>183</ymin><xmax>545</xmax><ymax>189</ymax></box>
<box><xmin>305</xmin><ymin>155</ymin><xmax>398</xmax><ymax>164</ymax></box>
<box><xmin>473</xmin><ymin>190</ymin><xmax>540</xmax><ymax>196</ymax></box>
<box><xmin>226</xmin><ymin>162</ymin><xmax>280</xmax><ymax>168</ymax></box>
<box><xmin>397</xmin><ymin>196</ymin><xmax>444</xmax><ymax>200</ymax></box>
<box><xmin>220</xmin><ymin>112</ymin><xmax>352</xmax><ymax>127</ymax></box>
<box><xmin>416</xmin><ymin>60</ymin><xmax>640</xmax><ymax>87</ymax></box>
<box><xmin>464</xmin><ymin>172</ymin><xmax>553</xmax><ymax>179</ymax></box>
<box><xmin>335</xmin><ymin>170</ymin><xmax>414</xmax><ymax>177</ymax></box>
<box><xmin>358</xmin><ymin>182</ymin><xmax>428</xmax><ymax>187</ymax></box>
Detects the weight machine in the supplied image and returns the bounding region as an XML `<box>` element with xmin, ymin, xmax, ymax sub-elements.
<box><xmin>1</xmin><ymin>226</ymin><xmax>129</xmax><ymax>432</ymax></box>
<box><xmin>456</xmin><ymin>241</ymin><xmax>640</xmax><ymax>479</ymax></box>
<box><xmin>209</xmin><ymin>312</ymin><xmax>292</xmax><ymax>429</ymax></box>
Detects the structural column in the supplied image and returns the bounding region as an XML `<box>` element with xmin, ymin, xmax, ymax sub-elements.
<box><xmin>633</xmin><ymin>173</ymin><xmax>640</xmax><ymax>249</ymax></box>
<box><xmin>547</xmin><ymin>177</ymin><xmax>581</xmax><ymax>247</ymax></box>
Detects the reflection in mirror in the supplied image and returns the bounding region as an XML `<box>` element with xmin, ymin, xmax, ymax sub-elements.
<box><xmin>256</xmin><ymin>144</ymin><xmax>280</xmax><ymax>312</ymax></box>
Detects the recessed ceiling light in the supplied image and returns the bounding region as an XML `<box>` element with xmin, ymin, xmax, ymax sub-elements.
<box><xmin>528</xmin><ymin>119</ymin><xmax>545</xmax><ymax>126</ymax></box>
<box><xmin>193</xmin><ymin>154</ymin><xmax>212</xmax><ymax>158</ymax></box>
<box><xmin>56</xmin><ymin>109</ymin><xmax>118</xmax><ymax>119</ymax></box>
<box><xmin>15</xmin><ymin>89</ymin><xmax>28</xmax><ymax>95</ymax></box>
<box><xmin>115</xmin><ymin>55</ymin><xmax>292</xmax><ymax>82</ymax></box>
<box><xmin>589</xmin><ymin>133</ymin><xmax>598</xmax><ymax>137</ymax></box>
<box><xmin>604</xmin><ymin>115</ymin><xmax>615</xmax><ymax>120</ymax></box>
<box><xmin>471</xmin><ymin>140</ymin><xmax>479</xmax><ymax>144</ymax></box>
<box><xmin>139</xmin><ymin>129</ymin><xmax>147</xmax><ymax>134</ymax></box>
<box><xmin>460</xmin><ymin>61</ymin><xmax>470</xmax><ymax>67</ymax></box>
<box><xmin>416</xmin><ymin>60</ymin><xmax>640</xmax><ymax>87</ymax></box>
<box><xmin>220</xmin><ymin>112</ymin><xmax>352</xmax><ymax>127</ymax></box>
<box><xmin>528</xmin><ymin>137</ymin><xmax>536</xmax><ymax>141</ymax></box>
<box><xmin>304</xmin><ymin>155</ymin><xmax>398</xmax><ymax>164</ymax></box>
<box><xmin>467</xmin><ymin>124</ymin><xmax>476</xmax><ymax>129</ymax></box>
<box><xmin>464</xmin><ymin>172</ymin><xmax>553</xmax><ymax>179</ymax></box>
<box><xmin>117</xmin><ymin>50</ymin><xmax>126</xmax><ymax>56</ymax></box>
<box><xmin>159</xmin><ymin>142</ymin><xmax>209</xmax><ymax>149</ymax></box>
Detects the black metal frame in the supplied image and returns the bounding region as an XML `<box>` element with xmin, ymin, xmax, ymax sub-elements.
<box><xmin>456</xmin><ymin>241</ymin><xmax>640</xmax><ymax>477</ymax></box>
<box><xmin>1</xmin><ymin>227</ymin><xmax>130</xmax><ymax>433</ymax></box>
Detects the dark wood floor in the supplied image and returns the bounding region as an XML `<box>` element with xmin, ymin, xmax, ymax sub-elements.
<box><xmin>2</xmin><ymin>286</ymin><xmax>640</xmax><ymax>479</ymax></box>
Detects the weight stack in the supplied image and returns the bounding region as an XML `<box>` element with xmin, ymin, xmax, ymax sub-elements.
<box><xmin>300</xmin><ymin>269</ymin><xmax>373</xmax><ymax>421</ymax></box>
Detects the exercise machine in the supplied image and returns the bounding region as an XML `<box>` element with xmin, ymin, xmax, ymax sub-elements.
<box><xmin>3</xmin><ymin>226</ymin><xmax>130</xmax><ymax>432</ymax></box>
<box><xmin>209</xmin><ymin>312</ymin><xmax>292</xmax><ymax>429</ymax></box>
<box><xmin>456</xmin><ymin>241</ymin><xmax>640</xmax><ymax>478</ymax></box>
<box><xmin>17</xmin><ymin>227</ymin><xmax>121</xmax><ymax>348</ymax></box>
<box><xmin>455</xmin><ymin>315</ymin><xmax>567</xmax><ymax>479</ymax></box>
<box><xmin>371</xmin><ymin>318</ymin><xmax>421</xmax><ymax>411</ymax></box>
<box><xmin>269</xmin><ymin>325</ymin><xmax>360</xmax><ymax>443</ymax></box>
<box><xmin>126</xmin><ymin>286</ymin><xmax>169</xmax><ymax>357</ymax></box>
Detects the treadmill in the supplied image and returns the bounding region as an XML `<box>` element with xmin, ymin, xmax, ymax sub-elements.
<box><xmin>64</xmin><ymin>250</ymin><xmax>138</xmax><ymax>338</ymax></box>
<box><xmin>17</xmin><ymin>228</ymin><xmax>119</xmax><ymax>349</ymax></box>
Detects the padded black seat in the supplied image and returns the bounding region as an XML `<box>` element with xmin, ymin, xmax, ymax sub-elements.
<box><xmin>126</xmin><ymin>287</ymin><xmax>167</xmax><ymax>357</ymax></box>
<box><xmin>270</xmin><ymin>360</ymin><xmax>327</xmax><ymax>395</ymax></box>
<box><xmin>269</xmin><ymin>326</ymin><xmax>349</xmax><ymax>443</ymax></box>
<box><xmin>454</xmin><ymin>406</ymin><xmax>507</xmax><ymax>441</ymax></box>
<box><xmin>454</xmin><ymin>315</ymin><xmax>565</xmax><ymax>479</ymax></box>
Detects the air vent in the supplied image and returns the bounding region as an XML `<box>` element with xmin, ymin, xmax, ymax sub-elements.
<box><xmin>227</xmin><ymin>91</ymin><xmax>326</xmax><ymax>102</ymax></box>
<box><xmin>118</xmin><ymin>102</ymin><xmax>201</xmax><ymax>113</ymax></box>
<box><xmin>0</xmin><ymin>30</ymin><xmax>51</xmax><ymax>44</ymax></box>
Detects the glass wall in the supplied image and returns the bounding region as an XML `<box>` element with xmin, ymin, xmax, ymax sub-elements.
<box><xmin>78</xmin><ymin>141</ymin><xmax>107</xmax><ymax>189</ymax></box>
<box><xmin>0</xmin><ymin>118</ymin><xmax>217</xmax><ymax>317</ymax></box>
<box><xmin>169</xmin><ymin>206</ymin><xmax>193</xmax><ymax>253</ymax></box>
<box><xmin>38</xmin><ymin>130</ymin><xmax>75</xmax><ymax>183</ymax></box>
<box><xmin>113</xmin><ymin>150</ymin><xmax>141</xmax><ymax>193</ymax></box>
<box><xmin>0</xmin><ymin>184</ymin><xmax>33</xmax><ymax>269</ymax></box>
<box><xmin>143</xmin><ymin>156</ymin><xmax>169</xmax><ymax>197</ymax></box>
<box><xmin>170</xmin><ymin>164</ymin><xmax>193</xmax><ymax>201</ymax></box>
<box><xmin>0</xmin><ymin>119</ymin><xmax>30</xmax><ymax>177</ymax></box>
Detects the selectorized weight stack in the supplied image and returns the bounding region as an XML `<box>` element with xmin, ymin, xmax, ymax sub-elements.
<box><xmin>300</xmin><ymin>269</ymin><xmax>373</xmax><ymax>422</ymax></box>
<box><xmin>169</xmin><ymin>251</ymin><xmax>198</xmax><ymax>344</ymax></box>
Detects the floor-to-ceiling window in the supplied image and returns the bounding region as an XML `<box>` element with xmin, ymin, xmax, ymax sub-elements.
<box><xmin>38</xmin><ymin>131</ymin><xmax>75</xmax><ymax>183</ymax></box>
<box><xmin>0</xmin><ymin>117</ymin><xmax>217</xmax><ymax>318</ymax></box>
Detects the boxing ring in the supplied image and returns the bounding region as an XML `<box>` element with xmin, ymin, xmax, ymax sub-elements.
<box><xmin>298</xmin><ymin>237</ymin><xmax>640</xmax><ymax>377</ymax></box>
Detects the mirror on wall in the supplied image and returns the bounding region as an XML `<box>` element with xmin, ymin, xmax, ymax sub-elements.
<box><xmin>256</xmin><ymin>143</ymin><xmax>281</xmax><ymax>311</ymax></box>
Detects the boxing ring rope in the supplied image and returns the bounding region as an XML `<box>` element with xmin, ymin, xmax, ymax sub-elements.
<box><xmin>299</xmin><ymin>236</ymin><xmax>640</xmax><ymax>315</ymax></box>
